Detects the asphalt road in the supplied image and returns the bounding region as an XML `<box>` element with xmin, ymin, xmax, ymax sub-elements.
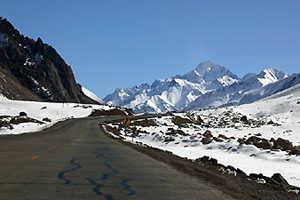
<box><xmin>0</xmin><ymin>117</ymin><xmax>234</xmax><ymax>200</ymax></box>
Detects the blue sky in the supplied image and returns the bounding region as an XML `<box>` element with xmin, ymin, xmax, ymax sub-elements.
<box><xmin>1</xmin><ymin>0</ymin><xmax>299</xmax><ymax>97</ymax></box>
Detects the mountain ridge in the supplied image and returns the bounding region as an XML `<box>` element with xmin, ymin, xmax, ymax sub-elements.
<box><xmin>104</xmin><ymin>61</ymin><xmax>291</xmax><ymax>113</ymax></box>
<box><xmin>0</xmin><ymin>17</ymin><xmax>100</xmax><ymax>104</ymax></box>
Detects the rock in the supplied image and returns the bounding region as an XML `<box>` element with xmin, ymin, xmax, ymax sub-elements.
<box><xmin>0</xmin><ymin>121</ymin><xmax>13</xmax><ymax>129</ymax></box>
<box><xmin>267</xmin><ymin>120</ymin><xmax>275</xmax><ymax>125</ymax></box>
<box><xmin>238</xmin><ymin>138</ymin><xmax>245</xmax><ymax>144</ymax></box>
<box><xmin>19</xmin><ymin>112</ymin><xmax>27</xmax><ymax>117</ymax></box>
<box><xmin>240</xmin><ymin>115</ymin><xmax>248</xmax><ymax>123</ymax></box>
<box><xmin>196</xmin><ymin>156</ymin><xmax>218</xmax><ymax>165</ymax></box>
<box><xmin>271</xmin><ymin>173</ymin><xmax>289</xmax><ymax>185</ymax></box>
<box><xmin>297</xmin><ymin>101</ymin><xmax>300</xmax><ymax>104</ymax></box>
<box><xmin>273</xmin><ymin>138</ymin><xmax>294</xmax><ymax>151</ymax></box>
<box><xmin>166</xmin><ymin>128</ymin><xmax>175</xmax><ymax>135</ymax></box>
<box><xmin>245</xmin><ymin>136</ymin><xmax>259</xmax><ymax>145</ymax></box>
<box><xmin>172</xmin><ymin>116</ymin><xmax>192</xmax><ymax>128</ymax></box>
<box><xmin>236</xmin><ymin>168</ymin><xmax>247</xmax><ymax>178</ymax></box>
<box><xmin>213</xmin><ymin>137</ymin><xmax>223</xmax><ymax>142</ymax></box>
<box><xmin>10</xmin><ymin>116</ymin><xmax>43</xmax><ymax>125</ymax></box>
<box><xmin>42</xmin><ymin>118</ymin><xmax>51</xmax><ymax>122</ymax></box>
<box><xmin>0</xmin><ymin>18</ymin><xmax>97</xmax><ymax>104</ymax></box>
<box><xmin>164</xmin><ymin>137</ymin><xmax>175</xmax><ymax>142</ymax></box>
<box><xmin>256</xmin><ymin>139</ymin><xmax>272</xmax><ymax>149</ymax></box>
<box><xmin>201</xmin><ymin>136</ymin><xmax>212</xmax><ymax>144</ymax></box>
<box><xmin>89</xmin><ymin>109</ymin><xmax>128</xmax><ymax>117</ymax></box>
<box><xmin>218</xmin><ymin>134</ymin><xmax>228</xmax><ymax>140</ymax></box>
<box><xmin>174</xmin><ymin>129</ymin><xmax>188</xmax><ymax>136</ymax></box>
<box><xmin>249</xmin><ymin>173</ymin><xmax>268</xmax><ymax>181</ymax></box>
<box><xmin>196</xmin><ymin>116</ymin><xmax>204</xmax><ymax>124</ymax></box>
<box><xmin>245</xmin><ymin>136</ymin><xmax>272</xmax><ymax>149</ymax></box>
<box><xmin>166</xmin><ymin>128</ymin><xmax>188</xmax><ymax>136</ymax></box>
<box><xmin>289</xmin><ymin>146</ymin><xmax>300</xmax><ymax>155</ymax></box>
<box><xmin>270</xmin><ymin>138</ymin><xmax>275</xmax><ymax>142</ymax></box>
<box><xmin>203</xmin><ymin>130</ymin><xmax>213</xmax><ymax>138</ymax></box>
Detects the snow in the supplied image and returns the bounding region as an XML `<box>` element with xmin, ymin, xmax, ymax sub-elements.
<box><xmin>258</xmin><ymin>69</ymin><xmax>288</xmax><ymax>86</ymax></box>
<box><xmin>0</xmin><ymin>97</ymin><xmax>110</xmax><ymax>135</ymax></box>
<box><xmin>24</xmin><ymin>58</ymin><xmax>35</xmax><ymax>66</ymax></box>
<box><xmin>104</xmin><ymin>61</ymin><xmax>290</xmax><ymax>113</ymax></box>
<box><xmin>186</xmin><ymin>70</ymin><xmax>294</xmax><ymax>111</ymax></box>
<box><xmin>104</xmin><ymin>61</ymin><xmax>240</xmax><ymax>113</ymax></box>
<box><xmin>106</xmin><ymin>83</ymin><xmax>300</xmax><ymax>187</ymax></box>
<box><xmin>82</xmin><ymin>86</ymin><xmax>105</xmax><ymax>104</ymax></box>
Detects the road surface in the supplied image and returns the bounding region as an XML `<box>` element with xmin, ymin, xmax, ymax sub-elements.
<box><xmin>0</xmin><ymin>117</ymin><xmax>234</xmax><ymax>200</ymax></box>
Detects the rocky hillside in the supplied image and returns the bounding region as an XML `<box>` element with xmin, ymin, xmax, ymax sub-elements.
<box><xmin>0</xmin><ymin>17</ymin><xmax>97</xmax><ymax>104</ymax></box>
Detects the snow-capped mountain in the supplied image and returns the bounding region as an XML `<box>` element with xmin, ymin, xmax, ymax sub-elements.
<box><xmin>185</xmin><ymin>68</ymin><xmax>289</xmax><ymax>110</ymax></box>
<box><xmin>105</xmin><ymin>61</ymin><xmax>291</xmax><ymax>113</ymax></box>
<box><xmin>81</xmin><ymin>87</ymin><xmax>105</xmax><ymax>104</ymax></box>
<box><xmin>104</xmin><ymin>61</ymin><xmax>240</xmax><ymax>113</ymax></box>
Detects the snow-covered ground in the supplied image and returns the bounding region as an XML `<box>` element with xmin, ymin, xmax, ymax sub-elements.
<box><xmin>106</xmin><ymin>84</ymin><xmax>300</xmax><ymax>188</ymax></box>
<box><xmin>0</xmin><ymin>95</ymin><xmax>110</xmax><ymax>135</ymax></box>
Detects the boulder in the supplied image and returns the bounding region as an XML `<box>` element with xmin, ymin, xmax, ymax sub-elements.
<box><xmin>42</xmin><ymin>117</ymin><xmax>51</xmax><ymax>122</ymax></box>
<box><xmin>289</xmin><ymin>146</ymin><xmax>300</xmax><ymax>155</ymax></box>
<box><xmin>273</xmin><ymin>138</ymin><xmax>294</xmax><ymax>151</ymax></box>
<box><xmin>201</xmin><ymin>136</ymin><xmax>212</xmax><ymax>144</ymax></box>
<box><xmin>203</xmin><ymin>130</ymin><xmax>213</xmax><ymax>138</ymax></box>
<box><xmin>271</xmin><ymin>173</ymin><xmax>289</xmax><ymax>185</ymax></box>
<box><xmin>256</xmin><ymin>139</ymin><xmax>272</xmax><ymax>149</ymax></box>
<box><xmin>172</xmin><ymin>116</ymin><xmax>192</xmax><ymax>128</ymax></box>
<box><xmin>166</xmin><ymin>128</ymin><xmax>188</xmax><ymax>136</ymax></box>
<box><xmin>245</xmin><ymin>136</ymin><xmax>272</xmax><ymax>149</ymax></box>
<box><xmin>240</xmin><ymin>115</ymin><xmax>248</xmax><ymax>123</ymax></box>
<box><xmin>245</xmin><ymin>136</ymin><xmax>259</xmax><ymax>145</ymax></box>
<box><xmin>19</xmin><ymin>111</ymin><xmax>27</xmax><ymax>117</ymax></box>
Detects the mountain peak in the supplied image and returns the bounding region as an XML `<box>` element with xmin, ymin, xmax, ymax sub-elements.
<box><xmin>192</xmin><ymin>61</ymin><xmax>239</xmax><ymax>84</ymax></box>
<box><xmin>195</xmin><ymin>61</ymin><xmax>216</xmax><ymax>72</ymax></box>
<box><xmin>257</xmin><ymin>68</ymin><xmax>288</xmax><ymax>86</ymax></box>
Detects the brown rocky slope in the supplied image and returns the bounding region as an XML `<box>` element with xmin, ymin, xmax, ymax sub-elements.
<box><xmin>0</xmin><ymin>17</ymin><xmax>97</xmax><ymax>104</ymax></box>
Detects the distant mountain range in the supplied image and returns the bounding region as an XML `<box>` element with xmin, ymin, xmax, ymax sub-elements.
<box><xmin>104</xmin><ymin>61</ymin><xmax>300</xmax><ymax>113</ymax></box>
<box><xmin>0</xmin><ymin>17</ymin><xmax>102</xmax><ymax>104</ymax></box>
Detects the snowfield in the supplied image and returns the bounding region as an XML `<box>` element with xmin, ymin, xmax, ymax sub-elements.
<box><xmin>0</xmin><ymin>95</ymin><xmax>110</xmax><ymax>135</ymax></box>
<box><xmin>105</xmin><ymin>84</ymin><xmax>300</xmax><ymax>188</ymax></box>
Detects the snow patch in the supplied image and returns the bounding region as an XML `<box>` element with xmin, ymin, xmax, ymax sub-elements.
<box><xmin>0</xmin><ymin>98</ymin><xmax>110</xmax><ymax>135</ymax></box>
<box><xmin>82</xmin><ymin>86</ymin><xmax>104</xmax><ymax>104</ymax></box>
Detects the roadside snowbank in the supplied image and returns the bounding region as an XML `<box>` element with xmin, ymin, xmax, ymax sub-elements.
<box><xmin>105</xmin><ymin>84</ymin><xmax>300</xmax><ymax>187</ymax></box>
<box><xmin>0</xmin><ymin>96</ymin><xmax>110</xmax><ymax>135</ymax></box>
